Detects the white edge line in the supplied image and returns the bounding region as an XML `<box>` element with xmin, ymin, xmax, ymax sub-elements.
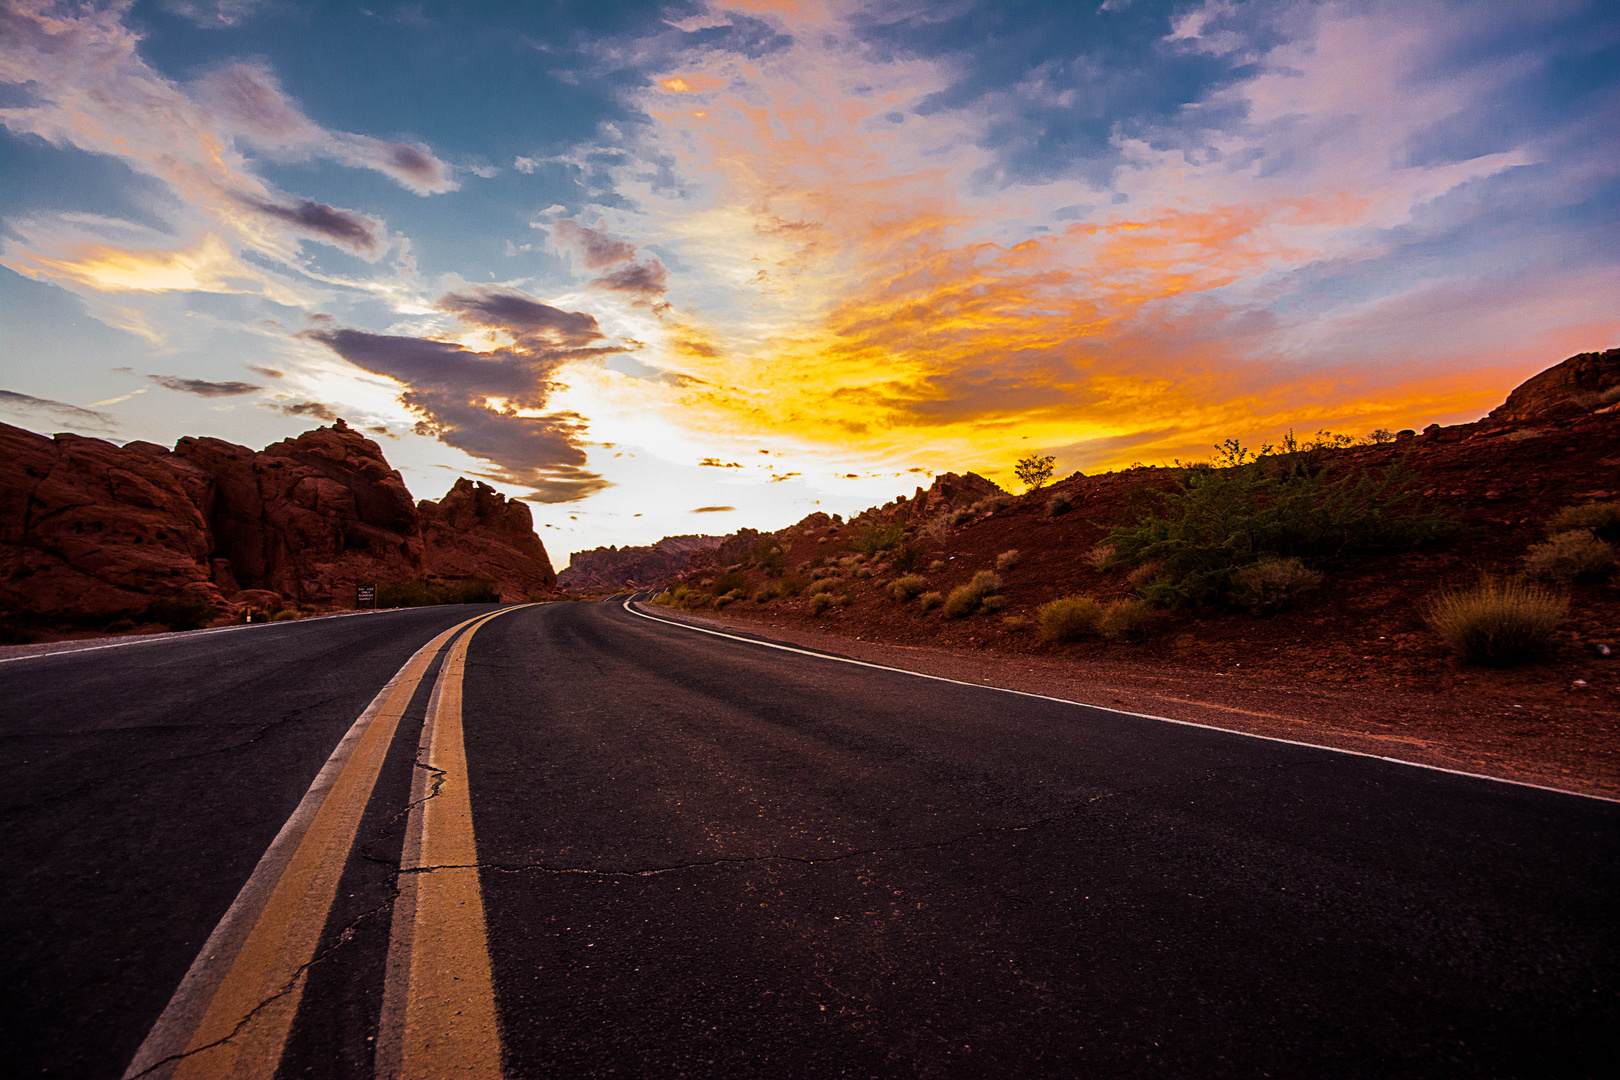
<box><xmin>623</xmin><ymin>597</ymin><xmax>1620</xmax><ymax>806</ymax></box>
<box><xmin>120</xmin><ymin>614</ymin><xmax>486</xmax><ymax>1080</ymax></box>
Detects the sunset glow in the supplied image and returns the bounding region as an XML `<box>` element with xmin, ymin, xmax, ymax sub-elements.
<box><xmin>2</xmin><ymin>0</ymin><xmax>1615</xmax><ymax>561</ymax></box>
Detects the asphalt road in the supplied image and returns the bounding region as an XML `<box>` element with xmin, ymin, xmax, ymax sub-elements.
<box><xmin>3</xmin><ymin>599</ymin><xmax>1617</xmax><ymax>1078</ymax></box>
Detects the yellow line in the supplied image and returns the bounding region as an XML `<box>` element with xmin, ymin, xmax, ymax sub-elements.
<box><xmin>126</xmin><ymin>609</ymin><xmax>516</xmax><ymax>1080</ymax></box>
<box><xmin>376</xmin><ymin>608</ymin><xmax>515</xmax><ymax>1079</ymax></box>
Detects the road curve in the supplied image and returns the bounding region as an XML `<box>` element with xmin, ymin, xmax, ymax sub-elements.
<box><xmin>3</xmin><ymin>599</ymin><xmax>1617</xmax><ymax>1077</ymax></box>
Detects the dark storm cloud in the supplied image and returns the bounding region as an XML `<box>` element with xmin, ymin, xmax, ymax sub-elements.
<box><xmin>237</xmin><ymin>195</ymin><xmax>383</xmax><ymax>253</ymax></box>
<box><xmin>590</xmin><ymin>259</ymin><xmax>667</xmax><ymax>298</ymax></box>
<box><xmin>146</xmin><ymin>374</ymin><xmax>262</xmax><ymax>397</ymax></box>
<box><xmin>306</xmin><ymin>286</ymin><xmax>622</xmax><ymax>502</ymax></box>
<box><xmin>554</xmin><ymin>219</ymin><xmax>637</xmax><ymax>269</ymax></box>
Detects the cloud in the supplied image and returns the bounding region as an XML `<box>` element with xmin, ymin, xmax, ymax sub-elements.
<box><xmin>0</xmin><ymin>389</ymin><xmax>117</xmax><ymax>432</ymax></box>
<box><xmin>234</xmin><ymin>195</ymin><xmax>383</xmax><ymax>254</ymax></box>
<box><xmin>305</xmin><ymin>285</ymin><xmax>622</xmax><ymax>501</ymax></box>
<box><xmin>553</xmin><ymin>219</ymin><xmax>638</xmax><ymax>268</ymax></box>
<box><xmin>691</xmin><ymin>505</ymin><xmax>735</xmax><ymax>513</ymax></box>
<box><xmin>147</xmin><ymin>374</ymin><xmax>262</xmax><ymax>397</ymax></box>
<box><xmin>163</xmin><ymin>1</ymin><xmax>275</xmax><ymax>28</ymax></box>
<box><xmin>698</xmin><ymin>457</ymin><xmax>742</xmax><ymax>467</ymax></box>
<box><xmin>276</xmin><ymin>400</ymin><xmax>339</xmax><ymax>421</ymax></box>
<box><xmin>246</xmin><ymin>365</ymin><xmax>285</xmax><ymax>378</ymax></box>
<box><xmin>0</xmin><ymin>6</ymin><xmax>456</xmax><ymax>317</ymax></box>
<box><xmin>590</xmin><ymin>259</ymin><xmax>668</xmax><ymax>299</ymax></box>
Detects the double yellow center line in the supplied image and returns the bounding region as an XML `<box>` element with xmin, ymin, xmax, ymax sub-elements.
<box><xmin>125</xmin><ymin>607</ymin><xmax>525</xmax><ymax>1080</ymax></box>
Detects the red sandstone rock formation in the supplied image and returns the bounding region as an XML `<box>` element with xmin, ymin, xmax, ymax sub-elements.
<box><xmin>1489</xmin><ymin>348</ymin><xmax>1620</xmax><ymax>422</ymax></box>
<box><xmin>419</xmin><ymin>478</ymin><xmax>556</xmax><ymax>599</ymax></box>
<box><xmin>0</xmin><ymin>420</ymin><xmax>555</xmax><ymax>619</ymax></box>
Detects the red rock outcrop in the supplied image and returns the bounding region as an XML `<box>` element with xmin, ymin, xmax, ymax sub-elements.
<box><xmin>0</xmin><ymin>419</ymin><xmax>556</xmax><ymax>618</ymax></box>
<box><xmin>419</xmin><ymin>478</ymin><xmax>556</xmax><ymax>599</ymax></box>
<box><xmin>1489</xmin><ymin>348</ymin><xmax>1620</xmax><ymax>422</ymax></box>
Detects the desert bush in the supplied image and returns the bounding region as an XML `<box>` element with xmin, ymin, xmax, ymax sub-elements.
<box><xmin>807</xmin><ymin>593</ymin><xmax>833</xmax><ymax>615</ymax></box>
<box><xmin>712</xmin><ymin>568</ymin><xmax>750</xmax><ymax>595</ymax></box>
<box><xmin>918</xmin><ymin>590</ymin><xmax>943</xmax><ymax>611</ymax></box>
<box><xmin>943</xmin><ymin>570</ymin><xmax>1003</xmax><ymax>618</ymax></box>
<box><xmin>1546</xmin><ymin>501</ymin><xmax>1620</xmax><ymax>540</ymax></box>
<box><xmin>1097</xmin><ymin>599</ymin><xmax>1157</xmax><ymax>639</ymax></box>
<box><xmin>378</xmin><ymin>579</ymin><xmax>498</xmax><ymax>607</ymax></box>
<box><xmin>146</xmin><ymin>593</ymin><xmax>218</xmax><ymax>631</ymax></box>
<box><xmin>1125</xmin><ymin>561</ymin><xmax>1165</xmax><ymax>590</ymax></box>
<box><xmin>105</xmin><ymin>617</ymin><xmax>136</xmax><ymax>633</ymax></box>
<box><xmin>271</xmin><ymin>609</ymin><xmax>301</xmax><ymax>621</ymax></box>
<box><xmin>920</xmin><ymin>514</ymin><xmax>953</xmax><ymax>543</ymax></box>
<box><xmin>752</xmin><ymin>582</ymin><xmax>780</xmax><ymax>603</ymax></box>
<box><xmin>928</xmin><ymin>560</ymin><xmax>946</xmax><ymax>573</ymax></box>
<box><xmin>1002</xmin><ymin>615</ymin><xmax>1028</xmax><ymax>631</ymax></box>
<box><xmin>984</xmin><ymin>495</ymin><xmax>1016</xmax><ymax>513</ymax></box>
<box><xmin>749</xmin><ymin>537</ymin><xmax>787</xmax><ymax>576</ymax></box>
<box><xmin>889</xmin><ymin>574</ymin><xmax>927</xmax><ymax>601</ymax></box>
<box><xmin>855</xmin><ymin>566</ymin><xmax>873</xmax><ymax>579</ymax></box>
<box><xmin>1016</xmin><ymin>453</ymin><xmax>1056</xmax><ymax>492</ymax></box>
<box><xmin>1424</xmin><ymin>577</ymin><xmax>1567</xmax><ymax>666</ymax></box>
<box><xmin>947</xmin><ymin>506</ymin><xmax>975</xmax><ymax>527</ymax></box>
<box><xmin>996</xmin><ymin>549</ymin><xmax>1021</xmax><ymax>572</ymax></box>
<box><xmin>1229</xmin><ymin>557</ymin><xmax>1324</xmax><ymax>613</ymax></box>
<box><xmin>1037</xmin><ymin>596</ymin><xmax>1104</xmax><ymax>642</ymax></box>
<box><xmin>852</xmin><ymin>520</ymin><xmax>906</xmax><ymax>556</ymax></box>
<box><xmin>1046</xmin><ymin>491</ymin><xmax>1072</xmax><ymax>516</ymax></box>
<box><xmin>835</xmin><ymin>592</ymin><xmax>853</xmax><ymax>607</ymax></box>
<box><xmin>888</xmin><ymin>543</ymin><xmax>921</xmax><ymax>573</ymax></box>
<box><xmin>1523</xmin><ymin>530</ymin><xmax>1616</xmax><ymax>583</ymax></box>
<box><xmin>980</xmin><ymin>594</ymin><xmax>1007</xmax><ymax>613</ymax></box>
<box><xmin>807</xmin><ymin>578</ymin><xmax>838</xmax><ymax>596</ymax></box>
<box><xmin>1109</xmin><ymin>451</ymin><xmax>1452</xmax><ymax>607</ymax></box>
<box><xmin>1086</xmin><ymin>544</ymin><xmax>1115</xmax><ymax>570</ymax></box>
<box><xmin>714</xmin><ymin>595</ymin><xmax>736</xmax><ymax>609</ymax></box>
<box><xmin>778</xmin><ymin>574</ymin><xmax>808</xmax><ymax>597</ymax></box>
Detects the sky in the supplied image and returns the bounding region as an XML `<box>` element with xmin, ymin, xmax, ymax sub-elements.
<box><xmin>2</xmin><ymin>0</ymin><xmax>1616</xmax><ymax>568</ymax></box>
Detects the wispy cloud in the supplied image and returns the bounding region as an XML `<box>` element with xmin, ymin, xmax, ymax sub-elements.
<box><xmin>147</xmin><ymin>374</ymin><xmax>263</xmax><ymax>397</ymax></box>
<box><xmin>0</xmin><ymin>389</ymin><xmax>118</xmax><ymax>433</ymax></box>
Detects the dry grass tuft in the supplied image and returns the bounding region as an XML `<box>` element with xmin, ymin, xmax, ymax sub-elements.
<box><xmin>889</xmin><ymin>574</ymin><xmax>927</xmax><ymax>601</ymax></box>
<box><xmin>1546</xmin><ymin>501</ymin><xmax>1620</xmax><ymax>540</ymax></box>
<box><xmin>1424</xmin><ymin>577</ymin><xmax>1567</xmax><ymax>666</ymax></box>
<box><xmin>1229</xmin><ymin>557</ymin><xmax>1324</xmax><ymax>613</ymax></box>
<box><xmin>996</xmin><ymin>549</ymin><xmax>1021</xmax><ymax>572</ymax></box>
<box><xmin>1046</xmin><ymin>491</ymin><xmax>1072</xmax><ymax>517</ymax></box>
<box><xmin>1086</xmin><ymin>544</ymin><xmax>1115</xmax><ymax>571</ymax></box>
<box><xmin>1037</xmin><ymin>596</ymin><xmax>1104</xmax><ymax>642</ymax></box>
<box><xmin>807</xmin><ymin>593</ymin><xmax>833</xmax><ymax>615</ymax></box>
<box><xmin>918</xmin><ymin>590</ymin><xmax>943</xmax><ymax>611</ymax></box>
<box><xmin>1523</xmin><ymin>530</ymin><xmax>1616</xmax><ymax>583</ymax></box>
<box><xmin>943</xmin><ymin>570</ymin><xmax>1003</xmax><ymax>618</ymax></box>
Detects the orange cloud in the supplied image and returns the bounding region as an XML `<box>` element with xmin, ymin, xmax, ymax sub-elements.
<box><xmin>658</xmin><ymin>74</ymin><xmax>725</xmax><ymax>94</ymax></box>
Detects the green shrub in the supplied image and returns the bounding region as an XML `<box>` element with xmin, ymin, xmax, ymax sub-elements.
<box><xmin>807</xmin><ymin>593</ymin><xmax>832</xmax><ymax>615</ymax></box>
<box><xmin>996</xmin><ymin>549</ymin><xmax>1021</xmax><ymax>572</ymax></box>
<box><xmin>808</xmin><ymin>578</ymin><xmax>838</xmax><ymax>596</ymax></box>
<box><xmin>378</xmin><ymin>578</ymin><xmax>499</xmax><ymax>607</ymax></box>
<box><xmin>889</xmin><ymin>574</ymin><xmax>927</xmax><ymax>601</ymax></box>
<box><xmin>943</xmin><ymin>570</ymin><xmax>1002</xmax><ymax>618</ymax></box>
<box><xmin>918</xmin><ymin>590</ymin><xmax>943</xmax><ymax>611</ymax></box>
<box><xmin>1016</xmin><ymin>453</ymin><xmax>1056</xmax><ymax>492</ymax></box>
<box><xmin>1546</xmin><ymin>501</ymin><xmax>1620</xmax><ymax>541</ymax></box>
<box><xmin>1424</xmin><ymin>577</ymin><xmax>1567</xmax><ymax>666</ymax></box>
<box><xmin>1109</xmin><ymin>451</ymin><xmax>1452</xmax><ymax>607</ymax></box>
<box><xmin>1523</xmin><ymin>530</ymin><xmax>1616</xmax><ymax>583</ymax></box>
<box><xmin>1037</xmin><ymin>596</ymin><xmax>1104</xmax><ymax>642</ymax></box>
<box><xmin>146</xmin><ymin>593</ymin><xmax>218</xmax><ymax>631</ymax></box>
<box><xmin>1229</xmin><ymin>557</ymin><xmax>1324</xmax><ymax>613</ymax></box>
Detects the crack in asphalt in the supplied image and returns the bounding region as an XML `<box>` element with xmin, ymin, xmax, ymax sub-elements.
<box><xmin>4</xmin><ymin>691</ymin><xmax>359</xmax><ymax>821</ymax></box>
<box><xmin>399</xmin><ymin>791</ymin><xmax>1126</xmax><ymax>879</ymax></box>
<box><xmin>124</xmin><ymin>891</ymin><xmax>399</xmax><ymax>1080</ymax></box>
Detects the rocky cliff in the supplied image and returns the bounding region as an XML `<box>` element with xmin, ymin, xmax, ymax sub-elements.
<box><xmin>557</xmin><ymin>534</ymin><xmax>725</xmax><ymax>591</ymax></box>
<box><xmin>1489</xmin><ymin>348</ymin><xmax>1620</xmax><ymax>422</ymax></box>
<box><xmin>0</xmin><ymin>419</ymin><xmax>555</xmax><ymax>619</ymax></box>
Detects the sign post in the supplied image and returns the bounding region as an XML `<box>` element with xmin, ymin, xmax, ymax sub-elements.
<box><xmin>357</xmin><ymin>584</ymin><xmax>376</xmax><ymax>609</ymax></box>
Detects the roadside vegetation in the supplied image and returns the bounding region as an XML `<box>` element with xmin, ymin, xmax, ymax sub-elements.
<box><xmin>376</xmin><ymin>578</ymin><xmax>500</xmax><ymax>607</ymax></box>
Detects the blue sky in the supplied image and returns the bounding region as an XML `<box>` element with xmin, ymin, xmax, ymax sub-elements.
<box><xmin>2</xmin><ymin>0</ymin><xmax>1616</xmax><ymax>565</ymax></box>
